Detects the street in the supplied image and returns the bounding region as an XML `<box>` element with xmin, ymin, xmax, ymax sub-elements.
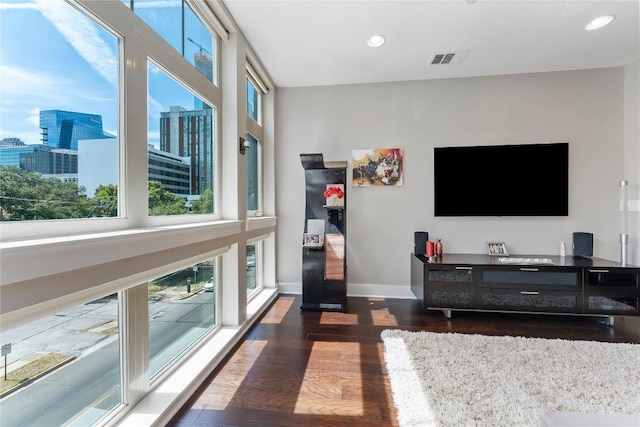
<box><xmin>0</xmin><ymin>291</ymin><xmax>215</xmax><ymax>426</ymax></box>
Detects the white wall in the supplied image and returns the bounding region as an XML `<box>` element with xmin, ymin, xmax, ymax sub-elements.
<box><xmin>78</xmin><ymin>138</ymin><xmax>117</xmax><ymax>197</ymax></box>
<box><xmin>624</xmin><ymin>60</ymin><xmax>640</xmax><ymax>266</ymax></box>
<box><xmin>276</xmin><ymin>67</ymin><xmax>637</xmax><ymax>296</ymax></box>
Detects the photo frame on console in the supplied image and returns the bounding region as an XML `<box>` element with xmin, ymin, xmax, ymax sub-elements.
<box><xmin>487</xmin><ymin>242</ymin><xmax>508</xmax><ymax>256</ymax></box>
<box><xmin>304</xmin><ymin>233</ymin><xmax>321</xmax><ymax>245</ymax></box>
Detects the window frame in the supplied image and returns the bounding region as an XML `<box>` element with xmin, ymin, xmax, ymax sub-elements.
<box><xmin>246</xmin><ymin>238</ymin><xmax>265</xmax><ymax>300</ymax></box>
<box><xmin>0</xmin><ymin>1</ymin><xmax>277</xmax><ymax>424</ymax></box>
<box><xmin>147</xmin><ymin>253</ymin><xmax>222</xmax><ymax>383</ymax></box>
<box><xmin>0</xmin><ymin>0</ymin><xmax>223</xmax><ymax>241</ymax></box>
<box><xmin>245</xmin><ymin>68</ymin><xmax>265</xmax><ymax>216</ymax></box>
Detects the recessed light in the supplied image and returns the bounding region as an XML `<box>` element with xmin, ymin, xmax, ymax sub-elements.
<box><xmin>585</xmin><ymin>14</ymin><xmax>616</xmax><ymax>31</ymax></box>
<box><xmin>367</xmin><ymin>34</ymin><xmax>386</xmax><ymax>48</ymax></box>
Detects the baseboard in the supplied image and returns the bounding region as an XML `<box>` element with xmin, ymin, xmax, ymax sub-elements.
<box><xmin>276</xmin><ymin>281</ymin><xmax>302</xmax><ymax>295</ymax></box>
<box><xmin>276</xmin><ymin>282</ymin><xmax>416</xmax><ymax>300</ymax></box>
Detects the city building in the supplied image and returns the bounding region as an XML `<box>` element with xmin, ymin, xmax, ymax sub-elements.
<box><xmin>0</xmin><ymin>137</ymin><xmax>27</xmax><ymax>147</ymax></box>
<box><xmin>0</xmin><ymin>143</ymin><xmax>38</xmax><ymax>168</ymax></box>
<box><xmin>159</xmin><ymin>106</ymin><xmax>213</xmax><ymax>196</ymax></box>
<box><xmin>0</xmin><ymin>143</ymin><xmax>77</xmax><ymax>175</ymax></box>
<box><xmin>21</xmin><ymin>147</ymin><xmax>77</xmax><ymax>175</ymax></box>
<box><xmin>78</xmin><ymin>139</ymin><xmax>191</xmax><ymax>197</ymax></box>
<box><xmin>193</xmin><ymin>50</ymin><xmax>213</xmax><ymax>110</ymax></box>
<box><xmin>148</xmin><ymin>145</ymin><xmax>191</xmax><ymax>195</ymax></box>
<box><xmin>40</xmin><ymin>110</ymin><xmax>115</xmax><ymax>150</ymax></box>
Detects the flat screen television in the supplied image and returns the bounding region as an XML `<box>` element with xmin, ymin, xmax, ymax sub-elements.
<box><xmin>434</xmin><ymin>142</ymin><xmax>569</xmax><ymax>217</ymax></box>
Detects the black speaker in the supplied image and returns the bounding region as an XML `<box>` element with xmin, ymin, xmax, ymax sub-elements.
<box><xmin>573</xmin><ymin>232</ymin><xmax>593</xmax><ymax>258</ymax></box>
<box><xmin>414</xmin><ymin>231</ymin><xmax>429</xmax><ymax>255</ymax></box>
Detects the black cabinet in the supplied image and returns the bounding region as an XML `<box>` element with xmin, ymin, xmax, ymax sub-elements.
<box><xmin>478</xmin><ymin>266</ymin><xmax>582</xmax><ymax>313</ymax></box>
<box><xmin>300</xmin><ymin>154</ymin><xmax>347</xmax><ymax>312</ymax></box>
<box><xmin>424</xmin><ymin>266</ymin><xmax>475</xmax><ymax>309</ymax></box>
<box><xmin>584</xmin><ymin>267</ymin><xmax>640</xmax><ymax>315</ymax></box>
<box><xmin>411</xmin><ymin>253</ymin><xmax>639</xmax><ymax>321</ymax></box>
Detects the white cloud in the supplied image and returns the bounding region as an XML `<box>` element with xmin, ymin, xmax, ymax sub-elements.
<box><xmin>27</xmin><ymin>108</ymin><xmax>40</xmax><ymax>128</ymax></box>
<box><xmin>0</xmin><ymin>64</ymin><xmax>100</xmax><ymax>107</ymax></box>
<box><xmin>148</xmin><ymin>95</ymin><xmax>165</xmax><ymax>119</ymax></box>
<box><xmin>0</xmin><ymin>1</ymin><xmax>38</xmax><ymax>10</ymax></box>
<box><xmin>1</xmin><ymin>65</ymin><xmax>61</xmax><ymax>96</ymax></box>
<box><xmin>34</xmin><ymin>0</ymin><xmax>118</xmax><ymax>87</ymax></box>
<box><xmin>0</xmin><ymin>126</ymin><xmax>42</xmax><ymax>145</ymax></box>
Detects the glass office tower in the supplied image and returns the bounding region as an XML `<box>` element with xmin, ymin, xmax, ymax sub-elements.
<box><xmin>40</xmin><ymin>110</ymin><xmax>115</xmax><ymax>150</ymax></box>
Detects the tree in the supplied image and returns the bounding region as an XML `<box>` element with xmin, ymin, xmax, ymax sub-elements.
<box><xmin>190</xmin><ymin>188</ymin><xmax>214</xmax><ymax>214</ymax></box>
<box><xmin>0</xmin><ymin>166</ymin><xmax>91</xmax><ymax>220</ymax></box>
<box><xmin>92</xmin><ymin>184</ymin><xmax>118</xmax><ymax>217</ymax></box>
<box><xmin>148</xmin><ymin>180</ymin><xmax>188</xmax><ymax>216</ymax></box>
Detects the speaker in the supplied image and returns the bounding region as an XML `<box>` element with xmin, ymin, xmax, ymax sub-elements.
<box><xmin>414</xmin><ymin>231</ymin><xmax>429</xmax><ymax>255</ymax></box>
<box><xmin>573</xmin><ymin>232</ymin><xmax>593</xmax><ymax>258</ymax></box>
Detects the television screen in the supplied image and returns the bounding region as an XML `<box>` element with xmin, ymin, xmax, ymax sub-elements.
<box><xmin>434</xmin><ymin>142</ymin><xmax>568</xmax><ymax>217</ymax></box>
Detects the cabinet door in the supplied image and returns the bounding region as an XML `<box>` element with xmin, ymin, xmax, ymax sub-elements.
<box><xmin>424</xmin><ymin>266</ymin><xmax>475</xmax><ymax>308</ymax></box>
<box><xmin>584</xmin><ymin>268</ymin><xmax>640</xmax><ymax>315</ymax></box>
<box><xmin>478</xmin><ymin>289</ymin><xmax>580</xmax><ymax>313</ymax></box>
<box><xmin>479</xmin><ymin>266</ymin><xmax>581</xmax><ymax>290</ymax></box>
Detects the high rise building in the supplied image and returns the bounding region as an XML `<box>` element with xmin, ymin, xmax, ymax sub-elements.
<box><xmin>193</xmin><ymin>51</ymin><xmax>213</xmax><ymax>110</ymax></box>
<box><xmin>159</xmin><ymin>106</ymin><xmax>213</xmax><ymax>196</ymax></box>
<box><xmin>40</xmin><ymin>110</ymin><xmax>115</xmax><ymax>150</ymax></box>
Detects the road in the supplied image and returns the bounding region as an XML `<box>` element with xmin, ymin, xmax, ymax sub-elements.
<box><xmin>0</xmin><ymin>291</ymin><xmax>215</xmax><ymax>426</ymax></box>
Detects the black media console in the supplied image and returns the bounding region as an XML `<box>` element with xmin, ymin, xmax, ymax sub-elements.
<box><xmin>411</xmin><ymin>254</ymin><xmax>640</xmax><ymax>325</ymax></box>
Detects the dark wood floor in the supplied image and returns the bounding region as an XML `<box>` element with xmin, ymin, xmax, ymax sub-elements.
<box><xmin>168</xmin><ymin>294</ymin><xmax>640</xmax><ymax>427</ymax></box>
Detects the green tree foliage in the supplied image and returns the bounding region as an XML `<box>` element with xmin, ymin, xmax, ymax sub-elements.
<box><xmin>190</xmin><ymin>188</ymin><xmax>214</xmax><ymax>214</ymax></box>
<box><xmin>0</xmin><ymin>166</ymin><xmax>91</xmax><ymax>220</ymax></box>
<box><xmin>148</xmin><ymin>180</ymin><xmax>188</xmax><ymax>216</ymax></box>
<box><xmin>0</xmin><ymin>168</ymin><xmax>191</xmax><ymax>220</ymax></box>
<box><xmin>93</xmin><ymin>184</ymin><xmax>118</xmax><ymax>217</ymax></box>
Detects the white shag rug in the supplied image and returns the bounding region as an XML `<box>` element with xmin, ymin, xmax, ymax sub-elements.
<box><xmin>381</xmin><ymin>330</ymin><xmax>640</xmax><ymax>427</ymax></box>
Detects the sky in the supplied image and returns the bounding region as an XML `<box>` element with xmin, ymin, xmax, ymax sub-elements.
<box><xmin>0</xmin><ymin>0</ymin><xmax>214</xmax><ymax>148</ymax></box>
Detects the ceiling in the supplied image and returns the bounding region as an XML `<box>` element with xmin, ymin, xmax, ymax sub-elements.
<box><xmin>221</xmin><ymin>0</ymin><xmax>640</xmax><ymax>88</ymax></box>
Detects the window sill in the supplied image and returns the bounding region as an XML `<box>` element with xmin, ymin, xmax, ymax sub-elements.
<box><xmin>246</xmin><ymin>215</ymin><xmax>277</xmax><ymax>231</ymax></box>
<box><xmin>1</xmin><ymin>220</ymin><xmax>242</xmax><ymax>286</ymax></box>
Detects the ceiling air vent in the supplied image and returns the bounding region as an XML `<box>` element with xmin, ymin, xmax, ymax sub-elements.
<box><xmin>431</xmin><ymin>53</ymin><xmax>456</xmax><ymax>65</ymax></box>
<box><xmin>429</xmin><ymin>51</ymin><xmax>469</xmax><ymax>66</ymax></box>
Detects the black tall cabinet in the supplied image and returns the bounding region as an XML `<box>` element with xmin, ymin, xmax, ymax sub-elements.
<box><xmin>300</xmin><ymin>154</ymin><xmax>348</xmax><ymax>311</ymax></box>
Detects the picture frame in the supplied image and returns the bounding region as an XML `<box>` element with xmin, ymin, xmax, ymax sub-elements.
<box><xmin>304</xmin><ymin>233</ymin><xmax>321</xmax><ymax>245</ymax></box>
<box><xmin>487</xmin><ymin>242</ymin><xmax>508</xmax><ymax>256</ymax></box>
<box><xmin>352</xmin><ymin>148</ymin><xmax>403</xmax><ymax>187</ymax></box>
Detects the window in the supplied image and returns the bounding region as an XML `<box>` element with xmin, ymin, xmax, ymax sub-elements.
<box><xmin>246</xmin><ymin>76</ymin><xmax>260</xmax><ymax>123</ymax></box>
<box><xmin>129</xmin><ymin>0</ymin><xmax>217</xmax><ymax>85</ymax></box>
<box><xmin>148</xmin><ymin>62</ymin><xmax>215</xmax><ymax>216</ymax></box>
<box><xmin>246</xmin><ymin>133</ymin><xmax>261</xmax><ymax>211</ymax></box>
<box><xmin>2</xmin><ymin>1</ymin><xmax>275</xmax><ymax>424</ymax></box>
<box><xmin>184</xmin><ymin>3</ymin><xmax>216</xmax><ymax>85</ymax></box>
<box><xmin>148</xmin><ymin>258</ymin><xmax>218</xmax><ymax>379</ymax></box>
<box><xmin>131</xmin><ymin>0</ymin><xmax>182</xmax><ymax>53</ymax></box>
<box><xmin>0</xmin><ymin>294</ymin><xmax>121</xmax><ymax>426</ymax></box>
<box><xmin>0</xmin><ymin>0</ymin><xmax>119</xmax><ymax>221</ymax></box>
<box><xmin>246</xmin><ymin>242</ymin><xmax>263</xmax><ymax>298</ymax></box>
<box><xmin>245</xmin><ymin>72</ymin><xmax>264</xmax><ymax>214</ymax></box>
